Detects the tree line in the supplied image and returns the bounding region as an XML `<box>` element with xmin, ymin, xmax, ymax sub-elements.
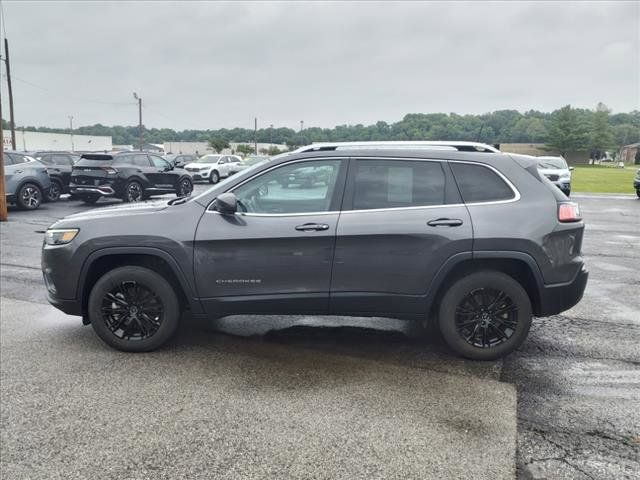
<box><xmin>6</xmin><ymin>104</ymin><xmax>639</xmax><ymax>155</ymax></box>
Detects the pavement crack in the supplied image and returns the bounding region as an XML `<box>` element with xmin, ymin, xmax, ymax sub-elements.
<box><xmin>0</xmin><ymin>262</ymin><xmax>42</xmax><ymax>271</ymax></box>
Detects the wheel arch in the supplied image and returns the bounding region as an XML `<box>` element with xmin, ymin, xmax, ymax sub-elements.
<box><xmin>78</xmin><ymin>247</ymin><xmax>202</xmax><ymax>317</ymax></box>
<box><xmin>426</xmin><ymin>251</ymin><xmax>544</xmax><ymax>323</ymax></box>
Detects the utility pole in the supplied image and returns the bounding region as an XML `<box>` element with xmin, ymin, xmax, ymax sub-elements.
<box><xmin>300</xmin><ymin>120</ymin><xmax>304</xmax><ymax>132</ymax></box>
<box><xmin>254</xmin><ymin>117</ymin><xmax>258</xmax><ymax>155</ymax></box>
<box><xmin>0</xmin><ymin>61</ymin><xmax>7</xmax><ymax>221</ymax></box>
<box><xmin>133</xmin><ymin>92</ymin><xmax>142</xmax><ymax>150</ymax></box>
<box><xmin>68</xmin><ymin>115</ymin><xmax>74</xmax><ymax>151</ymax></box>
<box><xmin>4</xmin><ymin>38</ymin><xmax>15</xmax><ymax>150</ymax></box>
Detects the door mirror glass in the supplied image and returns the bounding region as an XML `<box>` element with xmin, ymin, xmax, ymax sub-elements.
<box><xmin>569</xmin><ymin>166</ymin><xmax>574</xmax><ymax>171</ymax></box>
<box><xmin>214</xmin><ymin>192</ymin><xmax>238</xmax><ymax>214</ymax></box>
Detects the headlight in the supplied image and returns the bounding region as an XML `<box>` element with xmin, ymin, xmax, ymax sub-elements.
<box><xmin>45</xmin><ymin>228</ymin><xmax>79</xmax><ymax>245</ymax></box>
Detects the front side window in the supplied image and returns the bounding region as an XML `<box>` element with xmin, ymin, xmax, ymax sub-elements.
<box><xmin>150</xmin><ymin>156</ymin><xmax>169</xmax><ymax>169</ymax></box>
<box><xmin>352</xmin><ymin>159</ymin><xmax>446</xmax><ymax>210</ymax></box>
<box><xmin>450</xmin><ymin>163</ymin><xmax>515</xmax><ymax>203</ymax></box>
<box><xmin>232</xmin><ymin>160</ymin><xmax>343</xmax><ymax>214</ymax></box>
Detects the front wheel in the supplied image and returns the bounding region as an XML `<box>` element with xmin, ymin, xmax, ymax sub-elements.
<box><xmin>88</xmin><ymin>266</ymin><xmax>180</xmax><ymax>352</ymax></box>
<box><xmin>177</xmin><ymin>177</ymin><xmax>193</xmax><ymax>197</ymax></box>
<box><xmin>209</xmin><ymin>170</ymin><xmax>220</xmax><ymax>184</ymax></box>
<box><xmin>438</xmin><ymin>271</ymin><xmax>532</xmax><ymax>360</ymax></box>
<box><xmin>16</xmin><ymin>183</ymin><xmax>42</xmax><ymax>210</ymax></box>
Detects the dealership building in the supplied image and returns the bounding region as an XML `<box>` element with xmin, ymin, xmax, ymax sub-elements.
<box><xmin>3</xmin><ymin>130</ymin><xmax>112</xmax><ymax>152</ymax></box>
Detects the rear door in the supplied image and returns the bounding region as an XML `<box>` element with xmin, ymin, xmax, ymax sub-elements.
<box><xmin>330</xmin><ymin>157</ymin><xmax>473</xmax><ymax>316</ymax></box>
<box><xmin>194</xmin><ymin>157</ymin><xmax>347</xmax><ymax>315</ymax></box>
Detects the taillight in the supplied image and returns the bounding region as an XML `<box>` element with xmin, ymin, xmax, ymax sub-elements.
<box><xmin>101</xmin><ymin>167</ymin><xmax>118</xmax><ymax>175</ymax></box>
<box><xmin>558</xmin><ymin>202</ymin><xmax>581</xmax><ymax>222</ymax></box>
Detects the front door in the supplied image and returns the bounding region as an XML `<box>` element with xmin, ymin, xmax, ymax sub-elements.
<box><xmin>194</xmin><ymin>158</ymin><xmax>347</xmax><ymax>316</ymax></box>
<box><xmin>149</xmin><ymin>155</ymin><xmax>176</xmax><ymax>191</ymax></box>
<box><xmin>330</xmin><ymin>157</ymin><xmax>473</xmax><ymax>316</ymax></box>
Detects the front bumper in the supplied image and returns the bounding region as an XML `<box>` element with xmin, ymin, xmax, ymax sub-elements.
<box><xmin>537</xmin><ymin>266</ymin><xmax>588</xmax><ymax>316</ymax></box>
<box><xmin>186</xmin><ymin>170</ymin><xmax>210</xmax><ymax>181</ymax></box>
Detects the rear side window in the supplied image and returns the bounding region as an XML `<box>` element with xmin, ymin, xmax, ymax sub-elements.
<box><xmin>352</xmin><ymin>160</ymin><xmax>446</xmax><ymax>210</ymax></box>
<box><xmin>450</xmin><ymin>163</ymin><xmax>515</xmax><ymax>203</ymax></box>
<box><xmin>52</xmin><ymin>155</ymin><xmax>73</xmax><ymax>166</ymax></box>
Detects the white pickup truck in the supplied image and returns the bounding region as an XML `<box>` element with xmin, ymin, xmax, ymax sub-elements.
<box><xmin>183</xmin><ymin>154</ymin><xmax>243</xmax><ymax>184</ymax></box>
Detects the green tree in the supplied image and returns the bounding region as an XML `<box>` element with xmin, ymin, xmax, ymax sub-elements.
<box><xmin>236</xmin><ymin>144</ymin><xmax>255</xmax><ymax>156</ymax></box>
<box><xmin>267</xmin><ymin>146</ymin><xmax>282</xmax><ymax>155</ymax></box>
<box><xmin>208</xmin><ymin>137</ymin><xmax>229</xmax><ymax>153</ymax></box>
<box><xmin>545</xmin><ymin>105</ymin><xmax>588</xmax><ymax>155</ymax></box>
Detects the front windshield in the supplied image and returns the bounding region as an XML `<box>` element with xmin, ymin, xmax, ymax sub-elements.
<box><xmin>537</xmin><ymin>157</ymin><xmax>567</xmax><ymax>169</ymax></box>
<box><xmin>196</xmin><ymin>155</ymin><xmax>221</xmax><ymax>163</ymax></box>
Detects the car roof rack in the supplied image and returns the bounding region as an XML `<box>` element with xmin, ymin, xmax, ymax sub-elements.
<box><xmin>293</xmin><ymin>141</ymin><xmax>500</xmax><ymax>153</ymax></box>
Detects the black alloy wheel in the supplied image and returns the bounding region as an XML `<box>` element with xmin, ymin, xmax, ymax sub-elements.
<box><xmin>46</xmin><ymin>180</ymin><xmax>62</xmax><ymax>202</ymax></box>
<box><xmin>454</xmin><ymin>287</ymin><xmax>518</xmax><ymax>349</ymax></box>
<box><xmin>17</xmin><ymin>183</ymin><xmax>42</xmax><ymax>210</ymax></box>
<box><xmin>101</xmin><ymin>281</ymin><xmax>163</xmax><ymax>341</ymax></box>
<box><xmin>88</xmin><ymin>266</ymin><xmax>180</xmax><ymax>352</ymax></box>
<box><xmin>177</xmin><ymin>178</ymin><xmax>193</xmax><ymax>197</ymax></box>
<box><xmin>124</xmin><ymin>181</ymin><xmax>143</xmax><ymax>203</ymax></box>
<box><xmin>438</xmin><ymin>270</ymin><xmax>532</xmax><ymax>360</ymax></box>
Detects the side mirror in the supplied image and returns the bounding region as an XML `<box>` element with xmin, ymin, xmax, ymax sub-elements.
<box><xmin>214</xmin><ymin>192</ymin><xmax>237</xmax><ymax>214</ymax></box>
<box><xmin>569</xmin><ymin>166</ymin><xmax>574</xmax><ymax>171</ymax></box>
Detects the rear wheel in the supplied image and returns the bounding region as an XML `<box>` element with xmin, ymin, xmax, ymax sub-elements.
<box><xmin>438</xmin><ymin>271</ymin><xmax>532</xmax><ymax>360</ymax></box>
<box><xmin>16</xmin><ymin>183</ymin><xmax>42</xmax><ymax>210</ymax></box>
<box><xmin>123</xmin><ymin>180</ymin><xmax>144</xmax><ymax>203</ymax></box>
<box><xmin>79</xmin><ymin>194</ymin><xmax>100</xmax><ymax>205</ymax></box>
<box><xmin>88</xmin><ymin>266</ymin><xmax>180</xmax><ymax>352</ymax></box>
<box><xmin>45</xmin><ymin>180</ymin><xmax>62</xmax><ymax>202</ymax></box>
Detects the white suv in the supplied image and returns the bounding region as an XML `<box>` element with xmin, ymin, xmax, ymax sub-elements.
<box><xmin>183</xmin><ymin>154</ymin><xmax>242</xmax><ymax>183</ymax></box>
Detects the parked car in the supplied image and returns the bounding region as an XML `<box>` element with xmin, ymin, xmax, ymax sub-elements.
<box><xmin>42</xmin><ymin>142</ymin><xmax>588</xmax><ymax>359</ymax></box>
<box><xmin>163</xmin><ymin>154</ymin><xmax>198</xmax><ymax>169</ymax></box>
<box><xmin>279</xmin><ymin>164</ymin><xmax>333</xmax><ymax>188</ymax></box>
<box><xmin>3</xmin><ymin>151</ymin><xmax>51</xmax><ymax>210</ymax></box>
<box><xmin>32</xmin><ymin>152</ymin><xmax>81</xmax><ymax>201</ymax></box>
<box><xmin>69</xmin><ymin>152</ymin><xmax>194</xmax><ymax>204</ymax></box>
<box><xmin>535</xmin><ymin>156</ymin><xmax>572</xmax><ymax>196</ymax></box>
<box><xmin>634</xmin><ymin>169</ymin><xmax>640</xmax><ymax>198</ymax></box>
<box><xmin>183</xmin><ymin>154</ymin><xmax>242</xmax><ymax>183</ymax></box>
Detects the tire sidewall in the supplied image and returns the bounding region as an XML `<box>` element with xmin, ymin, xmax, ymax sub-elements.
<box><xmin>123</xmin><ymin>180</ymin><xmax>143</xmax><ymax>203</ymax></box>
<box><xmin>209</xmin><ymin>170</ymin><xmax>219</xmax><ymax>184</ymax></box>
<box><xmin>88</xmin><ymin>266</ymin><xmax>180</xmax><ymax>352</ymax></box>
<box><xmin>438</xmin><ymin>271</ymin><xmax>532</xmax><ymax>360</ymax></box>
<box><xmin>178</xmin><ymin>177</ymin><xmax>193</xmax><ymax>197</ymax></box>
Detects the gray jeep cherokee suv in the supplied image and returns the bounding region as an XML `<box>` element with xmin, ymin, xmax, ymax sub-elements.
<box><xmin>42</xmin><ymin>142</ymin><xmax>588</xmax><ymax>360</ymax></box>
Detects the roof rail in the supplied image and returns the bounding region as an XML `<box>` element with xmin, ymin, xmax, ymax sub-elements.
<box><xmin>293</xmin><ymin>141</ymin><xmax>500</xmax><ymax>154</ymax></box>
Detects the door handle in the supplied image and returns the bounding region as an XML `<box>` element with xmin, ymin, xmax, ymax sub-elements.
<box><xmin>427</xmin><ymin>218</ymin><xmax>463</xmax><ymax>227</ymax></box>
<box><xmin>295</xmin><ymin>223</ymin><xmax>330</xmax><ymax>232</ymax></box>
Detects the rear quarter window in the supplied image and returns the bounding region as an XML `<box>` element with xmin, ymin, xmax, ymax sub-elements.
<box><xmin>450</xmin><ymin>163</ymin><xmax>515</xmax><ymax>203</ymax></box>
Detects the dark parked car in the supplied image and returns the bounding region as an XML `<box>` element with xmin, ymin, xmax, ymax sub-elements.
<box><xmin>42</xmin><ymin>142</ymin><xmax>588</xmax><ymax>360</ymax></box>
<box><xmin>32</xmin><ymin>152</ymin><xmax>81</xmax><ymax>201</ymax></box>
<box><xmin>164</xmin><ymin>154</ymin><xmax>198</xmax><ymax>169</ymax></box>
<box><xmin>69</xmin><ymin>152</ymin><xmax>194</xmax><ymax>204</ymax></box>
<box><xmin>634</xmin><ymin>169</ymin><xmax>640</xmax><ymax>198</ymax></box>
<box><xmin>3</xmin><ymin>151</ymin><xmax>51</xmax><ymax>210</ymax></box>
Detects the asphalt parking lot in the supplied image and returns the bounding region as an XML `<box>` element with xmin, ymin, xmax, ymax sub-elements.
<box><xmin>1</xmin><ymin>188</ymin><xmax>639</xmax><ymax>479</ymax></box>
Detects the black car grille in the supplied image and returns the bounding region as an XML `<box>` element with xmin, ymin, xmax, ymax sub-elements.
<box><xmin>545</xmin><ymin>174</ymin><xmax>560</xmax><ymax>181</ymax></box>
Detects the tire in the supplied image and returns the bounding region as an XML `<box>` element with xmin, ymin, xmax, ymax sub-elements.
<box><xmin>209</xmin><ymin>170</ymin><xmax>219</xmax><ymax>184</ymax></box>
<box><xmin>123</xmin><ymin>180</ymin><xmax>144</xmax><ymax>203</ymax></box>
<box><xmin>88</xmin><ymin>266</ymin><xmax>180</xmax><ymax>352</ymax></box>
<box><xmin>79</xmin><ymin>194</ymin><xmax>100</xmax><ymax>205</ymax></box>
<box><xmin>16</xmin><ymin>183</ymin><xmax>42</xmax><ymax>210</ymax></box>
<box><xmin>438</xmin><ymin>270</ymin><xmax>532</xmax><ymax>360</ymax></box>
<box><xmin>177</xmin><ymin>177</ymin><xmax>193</xmax><ymax>197</ymax></box>
<box><xmin>45</xmin><ymin>180</ymin><xmax>62</xmax><ymax>202</ymax></box>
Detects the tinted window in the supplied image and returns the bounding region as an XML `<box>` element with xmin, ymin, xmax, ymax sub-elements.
<box><xmin>352</xmin><ymin>160</ymin><xmax>445</xmax><ymax>210</ymax></box>
<box><xmin>233</xmin><ymin>160</ymin><xmax>343</xmax><ymax>214</ymax></box>
<box><xmin>132</xmin><ymin>155</ymin><xmax>151</xmax><ymax>167</ymax></box>
<box><xmin>39</xmin><ymin>154</ymin><xmax>53</xmax><ymax>165</ymax></box>
<box><xmin>150</xmin><ymin>156</ymin><xmax>169</xmax><ymax>169</ymax></box>
<box><xmin>450</xmin><ymin>163</ymin><xmax>515</xmax><ymax>203</ymax></box>
<box><xmin>9</xmin><ymin>153</ymin><xmax>30</xmax><ymax>165</ymax></box>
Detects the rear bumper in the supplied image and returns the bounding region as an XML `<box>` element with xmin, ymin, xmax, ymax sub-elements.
<box><xmin>537</xmin><ymin>266</ymin><xmax>588</xmax><ymax>316</ymax></box>
<box><xmin>69</xmin><ymin>184</ymin><xmax>115</xmax><ymax>196</ymax></box>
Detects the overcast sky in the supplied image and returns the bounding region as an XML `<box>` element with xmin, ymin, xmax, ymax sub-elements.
<box><xmin>2</xmin><ymin>1</ymin><xmax>638</xmax><ymax>131</ymax></box>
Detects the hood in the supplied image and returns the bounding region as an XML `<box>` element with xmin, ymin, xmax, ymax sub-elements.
<box><xmin>56</xmin><ymin>200</ymin><xmax>169</xmax><ymax>224</ymax></box>
<box><xmin>184</xmin><ymin>162</ymin><xmax>214</xmax><ymax>169</ymax></box>
<box><xmin>538</xmin><ymin>167</ymin><xmax>570</xmax><ymax>177</ymax></box>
